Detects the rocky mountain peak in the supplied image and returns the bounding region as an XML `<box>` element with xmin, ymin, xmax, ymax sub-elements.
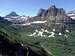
<box><xmin>37</xmin><ymin>5</ymin><xmax>66</xmax><ymax>18</ymax></box>
<box><xmin>9</xmin><ymin>11</ymin><xmax>19</xmax><ymax>16</ymax></box>
<box><xmin>47</xmin><ymin>5</ymin><xmax>57</xmax><ymax>16</ymax></box>
<box><xmin>5</xmin><ymin>11</ymin><xmax>19</xmax><ymax>18</ymax></box>
<box><xmin>50</xmin><ymin>5</ymin><xmax>56</xmax><ymax>10</ymax></box>
<box><xmin>37</xmin><ymin>8</ymin><xmax>46</xmax><ymax>17</ymax></box>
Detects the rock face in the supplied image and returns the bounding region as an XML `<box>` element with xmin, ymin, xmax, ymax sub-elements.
<box><xmin>47</xmin><ymin>5</ymin><xmax>57</xmax><ymax>16</ymax></box>
<box><xmin>30</xmin><ymin>5</ymin><xmax>66</xmax><ymax>24</ymax></box>
<box><xmin>37</xmin><ymin>8</ymin><xmax>46</xmax><ymax>17</ymax></box>
<box><xmin>36</xmin><ymin>5</ymin><xmax>66</xmax><ymax>22</ymax></box>
<box><xmin>31</xmin><ymin>5</ymin><xmax>75</xmax><ymax>31</ymax></box>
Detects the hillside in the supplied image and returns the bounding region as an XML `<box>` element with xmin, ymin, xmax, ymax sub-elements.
<box><xmin>0</xmin><ymin>17</ymin><xmax>54</xmax><ymax>56</ymax></box>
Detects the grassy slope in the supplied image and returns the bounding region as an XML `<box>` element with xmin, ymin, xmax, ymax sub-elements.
<box><xmin>0</xmin><ymin>19</ymin><xmax>53</xmax><ymax>56</ymax></box>
<box><xmin>17</xmin><ymin>26</ymin><xmax>75</xmax><ymax>56</ymax></box>
<box><xmin>0</xmin><ymin>17</ymin><xmax>75</xmax><ymax>56</ymax></box>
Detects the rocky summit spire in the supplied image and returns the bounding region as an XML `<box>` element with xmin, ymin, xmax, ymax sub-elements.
<box><xmin>37</xmin><ymin>5</ymin><xmax>65</xmax><ymax>18</ymax></box>
<box><xmin>5</xmin><ymin>11</ymin><xmax>19</xmax><ymax>18</ymax></box>
<box><xmin>37</xmin><ymin>8</ymin><xmax>46</xmax><ymax>17</ymax></box>
<box><xmin>47</xmin><ymin>5</ymin><xmax>57</xmax><ymax>16</ymax></box>
<box><xmin>9</xmin><ymin>11</ymin><xmax>19</xmax><ymax>16</ymax></box>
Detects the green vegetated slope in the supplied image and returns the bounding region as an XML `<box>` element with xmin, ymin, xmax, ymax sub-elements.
<box><xmin>0</xmin><ymin>17</ymin><xmax>53</xmax><ymax>56</ymax></box>
<box><xmin>0</xmin><ymin>17</ymin><xmax>19</xmax><ymax>43</ymax></box>
<box><xmin>14</xmin><ymin>22</ymin><xmax>75</xmax><ymax>56</ymax></box>
<box><xmin>0</xmin><ymin>16</ymin><xmax>75</xmax><ymax>56</ymax></box>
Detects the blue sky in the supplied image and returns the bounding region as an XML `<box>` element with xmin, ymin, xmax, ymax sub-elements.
<box><xmin>0</xmin><ymin>0</ymin><xmax>75</xmax><ymax>16</ymax></box>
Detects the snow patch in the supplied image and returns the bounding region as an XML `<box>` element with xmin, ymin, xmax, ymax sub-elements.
<box><xmin>28</xmin><ymin>32</ymin><xmax>37</xmax><ymax>36</ymax></box>
<box><xmin>31</xmin><ymin>20</ymin><xmax>47</xmax><ymax>24</ymax></box>
<box><xmin>56</xmin><ymin>23</ymin><xmax>60</xmax><ymax>24</ymax></box>
<box><xmin>64</xmin><ymin>34</ymin><xmax>68</xmax><ymax>38</ymax></box>
<box><xmin>71</xmin><ymin>16</ymin><xmax>75</xmax><ymax>19</ymax></box>
<box><xmin>22</xmin><ymin>23</ymin><xmax>31</xmax><ymax>26</ymax></box>
<box><xmin>65</xmin><ymin>30</ymin><xmax>69</xmax><ymax>33</ymax></box>
<box><xmin>48</xmin><ymin>32</ymin><xmax>55</xmax><ymax>37</ymax></box>
<box><xmin>45</xmin><ymin>29</ymin><xmax>50</xmax><ymax>33</ymax></box>
<box><xmin>21</xmin><ymin>43</ymin><xmax>24</xmax><ymax>46</ymax></box>
<box><xmin>41</xmin><ymin>28</ymin><xmax>44</xmax><ymax>32</ymax></box>
<box><xmin>35</xmin><ymin>29</ymin><xmax>38</xmax><ymax>32</ymax></box>
<box><xmin>52</xmin><ymin>29</ymin><xmax>55</xmax><ymax>31</ymax></box>
<box><xmin>37</xmin><ymin>31</ymin><xmax>43</xmax><ymax>37</ymax></box>
<box><xmin>58</xmin><ymin>33</ymin><xmax>62</xmax><ymax>35</ymax></box>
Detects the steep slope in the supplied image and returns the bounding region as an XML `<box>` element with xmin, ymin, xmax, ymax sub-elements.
<box><xmin>0</xmin><ymin>16</ymin><xmax>54</xmax><ymax>56</ymax></box>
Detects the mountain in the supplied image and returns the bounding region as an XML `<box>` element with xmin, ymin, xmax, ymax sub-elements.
<box><xmin>4</xmin><ymin>5</ymin><xmax>75</xmax><ymax>30</ymax></box>
<box><xmin>67</xmin><ymin>10</ymin><xmax>75</xmax><ymax>20</ymax></box>
<box><xmin>4</xmin><ymin>11</ymin><xmax>30</xmax><ymax>25</ymax></box>
<box><xmin>31</xmin><ymin>5</ymin><xmax>67</xmax><ymax>24</ymax></box>
<box><xmin>3</xmin><ymin>5</ymin><xmax>75</xmax><ymax>31</ymax></box>
<box><xmin>27</xmin><ymin>5</ymin><xmax>71</xmax><ymax>32</ymax></box>
<box><xmin>5</xmin><ymin>11</ymin><xmax>19</xmax><ymax>18</ymax></box>
<box><xmin>26</xmin><ymin>5</ymin><xmax>66</xmax><ymax>24</ymax></box>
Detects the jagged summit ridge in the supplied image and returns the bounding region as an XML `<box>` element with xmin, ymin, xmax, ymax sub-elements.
<box><xmin>37</xmin><ymin>5</ymin><xmax>65</xmax><ymax>17</ymax></box>
<box><xmin>3</xmin><ymin>5</ymin><xmax>75</xmax><ymax>31</ymax></box>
